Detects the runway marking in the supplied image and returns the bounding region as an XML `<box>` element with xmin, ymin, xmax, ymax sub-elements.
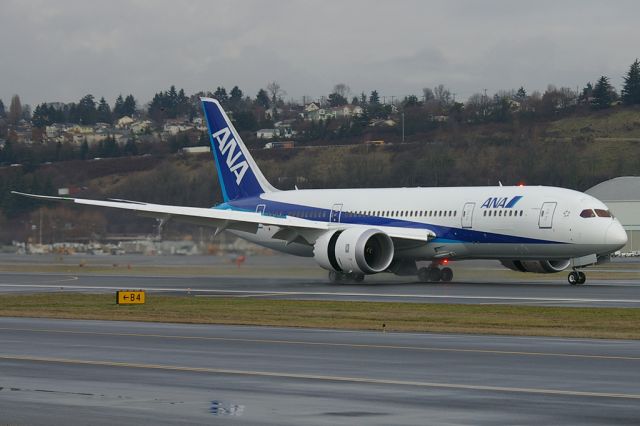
<box><xmin>1</xmin><ymin>327</ymin><xmax>639</xmax><ymax>362</ymax></box>
<box><xmin>1</xmin><ymin>283</ymin><xmax>640</xmax><ymax>304</ymax></box>
<box><xmin>1</xmin><ymin>354</ymin><xmax>639</xmax><ymax>400</ymax></box>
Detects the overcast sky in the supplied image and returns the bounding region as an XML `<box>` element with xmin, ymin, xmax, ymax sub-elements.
<box><xmin>1</xmin><ymin>0</ymin><xmax>639</xmax><ymax>107</ymax></box>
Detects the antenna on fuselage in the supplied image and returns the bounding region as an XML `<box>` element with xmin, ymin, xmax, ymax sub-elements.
<box><xmin>498</xmin><ymin>181</ymin><xmax>503</xmax><ymax>187</ymax></box>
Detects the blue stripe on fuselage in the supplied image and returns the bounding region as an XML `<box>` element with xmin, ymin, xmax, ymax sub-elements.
<box><xmin>218</xmin><ymin>198</ymin><xmax>564</xmax><ymax>245</ymax></box>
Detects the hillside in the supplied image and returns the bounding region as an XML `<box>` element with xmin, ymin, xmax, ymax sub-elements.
<box><xmin>1</xmin><ymin>106</ymin><xmax>639</xmax><ymax>243</ymax></box>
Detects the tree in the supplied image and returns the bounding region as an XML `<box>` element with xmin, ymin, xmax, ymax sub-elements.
<box><xmin>123</xmin><ymin>95</ymin><xmax>136</xmax><ymax>117</ymax></box>
<box><xmin>0</xmin><ymin>99</ymin><xmax>5</xmax><ymax>117</ymax></box>
<box><xmin>328</xmin><ymin>92</ymin><xmax>348</xmax><ymax>107</ymax></box>
<box><xmin>266</xmin><ymin>81</ymin><xmax>285</xmax><ymax>105</ymax></box>
<box><xmin>213</xmin><ymin>86</ymin><xmax>229</xmax><ymax>105</ymax></box>
<box><xmin>422</xmin><ymin>87</ymin><xmax>435</xmax><ymax>102</ymax></box>
<box><xmin>369</xmin><ymin>90</ymin><xmax>380</xmax><ymax>105</ymax></box>
<box><xmin>229</xmin><ymin>86</ymin><xmax>243</xmax><ymax>111</ymax></box>
<box><xmin>80</xmin><ymin>140</ymin><xmax>89</xmax><ymax>160</ymax></box>
<box><xmin>332</xmin><ymin>83</ymin><xmax>350</xmax><ymax>99</ymax></box>
<box><xmin>255</xmin><ymin>89</ymin><xmax>270</xmax><ymax>108</ymax></box>
<box><xmin>77</xmin><ymin>94</ymin><xmax>97</xmax><ymax>124</ymax></box>
<box><xmin>96</xmin><ymin>97</ymin><xmax>112</xmax><ymax>124</ymax></box>
<box><xmin>591</xmin><ymin>76</ymin><xmax>615</xmax><ymax>109</ymax></box>
<box><xmin>8</xmin><ymin>95</ymin><xmax>22</xmax><ymax>124</ymax></box>
<box><xmin>515</xmin><ymin>87</ymin><xmax>527</xmax><ymax>101</ymax></box>
<box><xmin>113</xmin><ymin>95</ymin><xmax>125</xmax><ymax>118</ymax></box>
<box><xmin>622</xmin><ymin>59</ymin><xmax>640</xmax><ymax>105</ymax></box>
<box><xmin>433</xmin><ymin>84</ymin><xmax>452</xmax><ymax>108</ymax></box>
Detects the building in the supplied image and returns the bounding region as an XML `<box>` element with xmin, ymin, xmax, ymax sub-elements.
<box><xmin>586</xmin><ymin>176</ymin><xmax>640</xmax><ymax>252</ymax></box>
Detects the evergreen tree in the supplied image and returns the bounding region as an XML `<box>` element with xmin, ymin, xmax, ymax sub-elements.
<box><xmin>77</xmin><ymin>94</ymin><xmax>97</xmax><ymax>124</ymax></box>
<box><xmin>229</xmin><ymin>86</ymin><xmax>243</xmax><ymax>111</ymax></box>
<box><xmin>96</xmin><ymin>97</ymin><xmax>112</xmax><ymax>124</ymax></box>
<box><xmin>8</xmin><ymin>95</ymin><xmax>22</xmax><ymax>124</ymax></box>
<box><xmin>622</xmin><ymin>59</ymin><xmax>640</xmax><ymax>105</ymax></box>
<box><xmin>369</xmin><ymin>90</ymin><xmax>380</xmax><ymax>105</ymax></box>
<box><xmin>0</xmin><ymin>99</ymin><xmax>5</xmax><ymax>118</ymax></box>
<box><xmin>255</xmin><ymin>89</ymin><xmax>270</xmax><ymax>108</ymax></box>
<box><xmin>80</xmin><ymin>140</ymin><xmax>89</xmax><ymax>160</ymax></box>
<box><xmin>113</xmin><ymin>95</ymin><xmax>125</xmax><ymax>118</ymax></box>
<box><xmin>328</xmin><ymin>92</ymin><xmax>348</xmax><ymax>107</ymax></box>
<box><xmin>214</xmin><ymin>87</ymin><xmax>229</xmax><ymax>106</ymax></box>
<box><xmin>123</xmin><ymin>95</ymin><xmax>136</xmax><ymax>117</ymax></box>
<box><xmin>516</xmin><ymin>87</ymin><xmax>527</xmax><ymax>101</ymax></box>
<box><xmin>591</xmin><ymin>76</ymin><xmax>615</xmax><ymax>109</ymax></box>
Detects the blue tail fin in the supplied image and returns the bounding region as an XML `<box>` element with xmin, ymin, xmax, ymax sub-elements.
<box><xmin>201</xmin><ymin>98</ymin><xmax>276</xmax><ymax>202</ymax></box>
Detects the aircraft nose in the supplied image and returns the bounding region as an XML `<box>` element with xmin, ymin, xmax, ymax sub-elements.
<box><xmin>605</xmin><ymin>222</ymin><xmax>628</xmax><ymax>249</ymax></box>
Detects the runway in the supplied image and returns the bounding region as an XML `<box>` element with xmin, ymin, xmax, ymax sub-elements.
<box><xmin>0</xmin><ymin>317</ymin><xmax>639</xmax><ymax>425</ymax></box>
<box><xmin>1</xmin><ymin>271</ymin><xmax>640</xmax><ymax>307</ymax></box>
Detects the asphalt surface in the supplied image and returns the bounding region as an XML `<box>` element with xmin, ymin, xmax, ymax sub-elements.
<box><xmin>1</xmin><ymin>270</ymin><xmax>640</xmax><ymax>307</ymax></box>
<box><xmin>0</xmin><ymin>317</ymin><xmax>639</xmax><ymax>425</ymax></box>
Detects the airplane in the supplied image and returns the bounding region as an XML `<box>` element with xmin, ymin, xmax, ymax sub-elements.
<box><xmin>13</xmin><ymin>98</ymin><xmax>628</xmax><ymax>285</ymax></box>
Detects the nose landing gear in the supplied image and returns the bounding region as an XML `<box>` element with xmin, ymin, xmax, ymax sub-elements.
<box><xmin>568</xmin><ymin>270</ymin><xmax>586</xmax><ymax>285</ymax></box>
<box><xmin>328</xmin><ymin>271</ymin><xmax>365</xmax><ymax>283</ymax></box>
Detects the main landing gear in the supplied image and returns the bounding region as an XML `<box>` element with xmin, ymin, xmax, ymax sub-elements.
<box><xmin>417</xmin><ymin>264</ymin><xmax>453</xmax><ymax>283</ymax></box>
<box><xmin>568</xmin><ymin>270</ymin><xmax>586</xmax><ymax>285</ymax></box>
<box><xmin>328</xmin><ymin>271</ymin><xmax>365</xmax><ymax>283</ymax></box>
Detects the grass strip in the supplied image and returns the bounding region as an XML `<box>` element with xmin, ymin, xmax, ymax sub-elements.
<box><xmin>0</xmin><ymin>293</ymin><xmax>639</xmax><ymax>339</ymax></box>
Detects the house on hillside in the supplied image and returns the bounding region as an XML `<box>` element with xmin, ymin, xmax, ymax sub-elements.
<box><xmin>116</xmin><ymin>116</ymin><xmax>134</xmax><ymax>129</ymax></box>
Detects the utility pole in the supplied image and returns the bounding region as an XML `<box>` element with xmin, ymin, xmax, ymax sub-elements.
<box><xmin>402</xmin><ymin>112</ymin><xmax>405</xmax><ymax>143</ymax></box>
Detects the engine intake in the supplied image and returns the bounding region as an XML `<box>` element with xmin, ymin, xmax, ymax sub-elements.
<box><xmin>500</xmin><ymin>259</ymin><xmax>571</xmax><ymax>274</ymax></box>
<box><xmin>314</xmin><ymin>228</ymin><xmax>394</xmax><ymax>274</ymax></box>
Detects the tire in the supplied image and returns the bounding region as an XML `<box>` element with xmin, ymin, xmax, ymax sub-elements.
<box><xmin>353</xmin><ymin>273</ymin><xmax>365</xmax><ymax>283</ymax></box>
<box><xmin>417</xmin><ymin>267</ymin><xmax>429</xmax><ymax>283</ymax></box>
<box><xmin>568</xmin><ymin>271</ymin><xmax>578</xmax><ymax>285</ymax></box>
<box><xmin>428</xmin><ymin>267</ymin><xmax>442</xmax><ymax>282</ymax></box>
<box><xmin>328</xmin><ymin>271</ymin><xmax>340</xmax><ymax>283</ymax></box>
<box><xmin>577</xmin><ymin>271</ymin><xmax>586</xmax><ymax>285</ymax></box>
<box><xmin>441</xmin><ymin>267</ymin><xmax>453</xmax><ymax>282</ymax></box>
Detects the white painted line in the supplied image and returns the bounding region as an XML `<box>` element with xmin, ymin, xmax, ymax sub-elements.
<box><xmin>1</xmin><ymin>282</ymin><xmax>640</xmax><ymax>304</ymax></box>
<box><xmin>2</xmin><ymin>354</ymin><xmax>639</xmax><ymax>400</ymax></box>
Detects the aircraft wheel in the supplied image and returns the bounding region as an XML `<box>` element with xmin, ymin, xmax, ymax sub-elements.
<box><xmin>577</xmin><ymin>271</ymin><xmax>586</xmax><ymax>285</ymax></box>
<box><xmin>441</xmin><ymin>267</ymin><xmax>453</xmax><ymax>282</ymax></box>
<box><xmin>417</xmin><ymin>267</ymin><xmax>429</xmax><ymax>283</ymax></box>
<box><xmin>568</xmin><ymin>271</ymin><xmax>579</xmax><ymax>285</ymax></box>
<box><xmin>428</xmin><ymin>267</ymin><xmax>442</xmax><ymax>282</ymax></box>
<box><xmin>352</xmin><ymin>273</ymin><xmax>365</xmax><ymax>283</ymax></box>
<box><xmin>328</xmin><ymin>271</ymin><xmax>340</xmax><ymax>283</ymax></box>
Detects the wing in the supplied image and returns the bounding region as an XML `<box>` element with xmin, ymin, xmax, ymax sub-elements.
<box><xmin>11</xmin><ymin>192</ymin><xmax>436</xmax><ymax>246</ymax></box>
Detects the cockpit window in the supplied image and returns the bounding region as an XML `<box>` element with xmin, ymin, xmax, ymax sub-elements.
<box><xmin>595</xmin><ymin>209</ymin><xmax>612</xmax><ymax>218</ymax></box>
<box><xmin>580</xmin><ymin>209</ymin><xmax>596</xmax><ymax>218</ymax></box>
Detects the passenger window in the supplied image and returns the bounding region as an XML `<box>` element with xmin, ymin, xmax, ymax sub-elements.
<box><xmin>580</xmin><ymin>209</ymin><xmax>596</xmax><ymax>218</ymax></box>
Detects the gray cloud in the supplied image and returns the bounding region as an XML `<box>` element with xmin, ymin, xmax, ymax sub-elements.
<box><xmin>1</xmin><ymin>0</ymin><xmax>639</xmax><ymax>107</ymax></box>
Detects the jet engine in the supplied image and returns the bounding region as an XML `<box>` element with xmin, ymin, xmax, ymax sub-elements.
<box><xmin>500</xmin><ymin>259</ymin><xmax>571</xmax><ymax>274</ymax></box>
<box><xmin>313</xmin><ymin>228</ymin><xmax>394</xmax><ymax>275</ymax></box>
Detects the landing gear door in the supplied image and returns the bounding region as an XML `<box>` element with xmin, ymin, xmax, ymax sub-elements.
<box><xmin>330</xmin><ymin>203</ymin><xmax>343</xmax><ymax>223</ymax></box>
<box><xmin>538</xmin><ymin>202</ymin><xmax>557</xmax><ymax>229</ymax></box>
<box><xmin>462</xmin><ymin>202</ymin><xmax>475</xmax><ymax>229</ymax></box>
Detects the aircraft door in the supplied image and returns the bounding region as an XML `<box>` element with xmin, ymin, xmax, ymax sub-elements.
<box><xmin>462</xmin><ymin>202</ymin><xmax>475</xmax><ymax>228</ymax></box>
<box><xmin>330</xmin><ymin>203</ymin><xmax>343</xmax><ymax>223</ymax></box>
<box><xmin>256</xmin><ymin>204</ymin><xmax>266</xmax><ymax>229</ymax></box>
<box><xmin>538</xmin><ymin>202</ymin><xmax>557</xmax><ymax>229</ymax></box>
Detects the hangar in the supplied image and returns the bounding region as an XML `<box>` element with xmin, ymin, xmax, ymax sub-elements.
<box><xmin>586</xmin><ymin>176</ymin><xmax>640</xmax><ymax>252</ymax></box>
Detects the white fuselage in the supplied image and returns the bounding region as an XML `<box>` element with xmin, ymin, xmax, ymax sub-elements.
<box><xmin>228</xmin><ymin>185</ymin><xmax>627</xmax><ymax>262</ymax></box>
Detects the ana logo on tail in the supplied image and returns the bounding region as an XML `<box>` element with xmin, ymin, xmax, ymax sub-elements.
<box><xmin>212</xmin><ymin>127</ymin><xmax>249</xmax><ymax>185</ymax></box>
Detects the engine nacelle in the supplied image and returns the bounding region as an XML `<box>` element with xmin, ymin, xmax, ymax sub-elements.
<box><xmin>500</xmin><ymin>259</ymin><xmax>571</xmax><ymax>274</ymax></box>
<box><xmin>313</xmin><ymin>228</ymin><xmax>394</xmax><ymax>274</ymax></box>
